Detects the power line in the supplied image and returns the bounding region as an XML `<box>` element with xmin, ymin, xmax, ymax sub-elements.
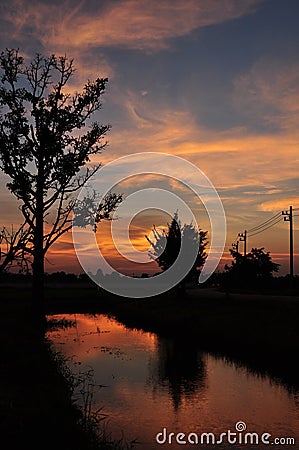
<box><xmin>232</xmin><ymin>205</ymin><xmax>296</xmax><ymax>279</ymax></box>
<box><xmin>234</xmin><ymin>205</ymin><xmax>296</xmax><ymax>255</ymax></box>
<box><xmin>247</xmin><ymin>211</ymin><xmax>282</xmax><ymax>233</ymax></box>
<box><xmin>248</xmin><ymin>216</ymin><xmax>283</xmax><ymax>237</ymax></box>
<box><xmin>232</xmin><ymin>234</ymin><xmax>239</xmax><ymax>244</ymax></box>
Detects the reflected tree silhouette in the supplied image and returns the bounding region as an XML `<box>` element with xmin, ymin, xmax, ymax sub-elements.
<box><xmin>148</xmin><ymin>337</ymin><xmax>206</xmax><ymax>410</ymax></box>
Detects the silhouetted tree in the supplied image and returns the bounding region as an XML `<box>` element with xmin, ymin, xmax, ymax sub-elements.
<box><xmin>0</xmin><ymin>223</ymin><xmax>32</xmax><ymax>273</ymax></box>
<box><xmin>225</xmin><ymin>247</ymin><xmax>280</xmax><ymax>287</ymax></box>
<box><xmin>73</xmin><ymin>189</ymin><xmax>122</xmax><ymax>232</ymax></box>
<box><xmin>0</xmin><ymin>49</ymin><xmax>118</xmax><ymax>316</ymax></box>
<box><xmin>147</xmin><ymin>212</ymin><xmax>208</xmax><ymax>291</ymax></box>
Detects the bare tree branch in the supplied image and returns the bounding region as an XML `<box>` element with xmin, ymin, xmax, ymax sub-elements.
<box><xmin>0</xmin><ymin>223</ymin><xmax>33</xmax><ymax>273</ymax></box>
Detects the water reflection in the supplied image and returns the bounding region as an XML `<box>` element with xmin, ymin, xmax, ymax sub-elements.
<box><xmin>149</xmin><ymin>337</ymin><xmax>206</xmax><ymax>410</ymax></box>
<box><xmin>47</xmin><ymin>314</ymin><xmax>299</xmax><ymax>449</ymax></box>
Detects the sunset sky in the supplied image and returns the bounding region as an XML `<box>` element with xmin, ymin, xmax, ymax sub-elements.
<box><xmin>0</xmin><ymin>0</ymin><xmax>298</xmax><ymax>276</ymax></box>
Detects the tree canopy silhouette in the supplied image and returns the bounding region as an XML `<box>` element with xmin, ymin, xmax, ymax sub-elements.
<box><xmin>225</xmin><ymin>247</ymin><xmax>280</xmax><ymax>287</ymax></box>
<box><xmin>146</xmin><ymin>211</ymin><xmax>208</xmax><ymax>290</ymax></box>
<box><xmin>0</xmin><ymin>49</ymin><xmax>120</xmax><ymax>312</ymax></box>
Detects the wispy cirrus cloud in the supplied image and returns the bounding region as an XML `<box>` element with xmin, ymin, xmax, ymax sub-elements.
<box><xmin>1</xmin><ymin>0</ymin><xmax>297</xmax><ymax>275</ymax></box>
<box><xmin>0</xmin><ymin>0</ymin><xmax>266</xmax><ymax>95</ymax></box>
<box><xmin>1</xmin><ymin>0</ymin><xmax>264</xmax><ymax>52</ymax></box>
<box><xmin>233</xmin><ymin>58</ymin><xmax>299</xmax><ymax>131</ymax></box>
<box><xmin>103</xmin><ymin>88</ymin><xmax>299</xmax><ymax>188</ymax></box>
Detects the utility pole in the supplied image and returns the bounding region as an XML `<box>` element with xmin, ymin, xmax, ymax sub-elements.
<box><xmin>282</xmin><ymin>206</ymin><xmax>294</xmax><ymax>280</ymax></box>
<box><xmin>232</xmin><ymin>241</ymin><xmax>239</xmax><ymax>253</ymax></box>
<box><xmin>238</xmin><ymin>230</ymin><xmax>247</xmax><ymax>256</ymax></box>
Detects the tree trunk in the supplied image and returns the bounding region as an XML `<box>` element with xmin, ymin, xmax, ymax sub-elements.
<box><xmin>32</xmin><ymin>227</ymin><xmax>44</xmax><ymax>322</ymax></box>
<box><xmin>32</xmin><ymin>160</ymin><xmax>45</xmax><ymax>329</ymax></box>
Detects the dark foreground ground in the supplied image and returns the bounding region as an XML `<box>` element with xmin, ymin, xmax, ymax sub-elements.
<box><xmin>1</xmin><ymin>284</ymin><xmax>299</xmax><ymax>448</ymax></box>
<box><xmin>0</xmin><ymin>287</ymin><xmax>130</xmax><ymax>450</ymax></box>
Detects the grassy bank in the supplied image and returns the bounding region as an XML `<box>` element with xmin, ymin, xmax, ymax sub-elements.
<box><xmin>0</xmin><ymin>287</ymin><xmax>132</xmax><ymax>450</ymax></box>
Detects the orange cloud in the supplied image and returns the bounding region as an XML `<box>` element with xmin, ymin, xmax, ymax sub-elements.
<box><xmin>104</xmin><ymin>94</ymin><xmax>299</xmax><ymax>190</ymax></box>
<box><xmin>1</xmin><ymin>0</ymin><xmax>298</xmax><ymax>276</ymax></box>
<box><xmin>258</xmin><ymin>199</ymin><xmax>299</xmax><ymax>212</ymax></box>
<box><xmin>3</xmin><ymin>0</ymin><xmax>264</xmax><ymax>52</ymax></box>
<box><xmin>2</xmin><ymin>92</ymin><xmax>298</xmax><ymax>275</ymax></box>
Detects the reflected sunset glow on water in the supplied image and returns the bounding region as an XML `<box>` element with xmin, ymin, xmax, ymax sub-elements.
<box><xmin>48</xmin><ymin>314</ymin><xmax>299</xmax><ymax>449</ymax></box>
